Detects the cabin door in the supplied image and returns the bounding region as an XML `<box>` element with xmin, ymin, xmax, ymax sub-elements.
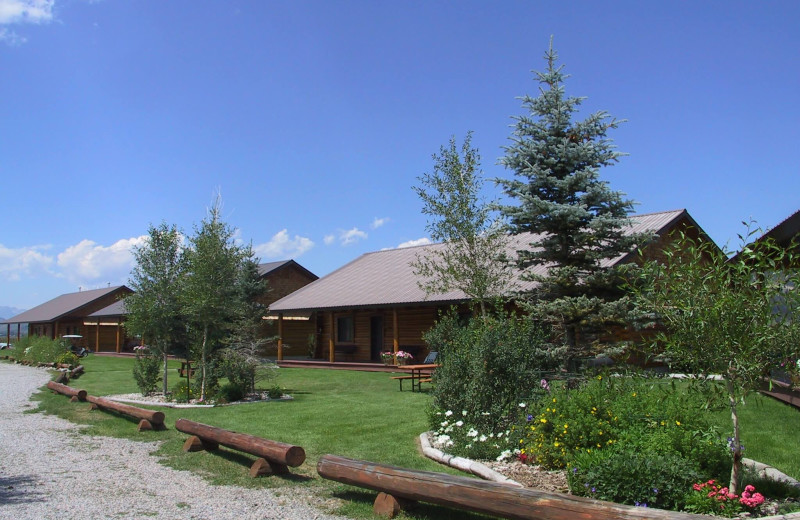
<box><xmin>370</xmin><ymin>316</ymin><xmax>383</xmax><ymax>362</ymax></box>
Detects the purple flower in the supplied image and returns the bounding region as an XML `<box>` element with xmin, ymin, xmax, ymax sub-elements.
<box><xmin>526</xmin><ymin>414</ymin><xmax>533</xmax><ymax>422</ymax></box>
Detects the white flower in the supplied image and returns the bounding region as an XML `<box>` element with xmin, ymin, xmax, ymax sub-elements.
<box><xmin>479</xmin><ymin>435</ymin><xmax>488</xmax><ymax>442</ymax></box>
<box><xmin>519</xmin><ymin>402</ymin><xmax>526</xmax><ymax>408</ymax></box>
<box><xmin>455</xmin><ymin>420</ymin><xmax>464</xmax><ymax>427</ymax></box>
<box><xmin>440</xmin><ymin>421</ymin><xmax>449</xmax><ymax>427</ymax></box>
<box><xmin>496</xmin><ymin>450</ymin><xmax>512</xmax><ymax>462</ymax></box>
<box><xmin>462</xmin><ymin>410</ymin><xmax>468</xmax><ymax>416</ymax></box>
<box><xmin>466</xmin><ymin>428</ymin><xmax>479</xmax><ymax>438</ymax></box>
<box><xmin>445</xmin><ymin>410</ymin><xmax>453</xmax><ymax>417</ymax></box>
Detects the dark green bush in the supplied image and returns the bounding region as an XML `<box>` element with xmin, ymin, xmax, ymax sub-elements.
<box><xmin>132</xmin><ymin>347</ymin><xmax>161</xmax><ymax>396</ymax></box>
<box><xmin>266</xmin><ymin>385</ymin><xmax>283</xmax><ymax>399</ymax></box>
<box><xmin>216</xmin><ymin>383</ymin><xmax>246</xmax><ymax>403</ymax></box>
<box><xmin>568</xmin><ymin>446</ymin><xmax>704</xmax><ymax>510</ymax></box>
<box><xmin>425</xmin><ymin>310</ymin><xmax>561</xmax><ymax>439</ymax></box>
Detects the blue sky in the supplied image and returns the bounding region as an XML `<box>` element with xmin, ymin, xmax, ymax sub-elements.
<box><xmin>1</xmin><ymin>1</ymin><xmax>798</xmax><ymax>311</ymax></box>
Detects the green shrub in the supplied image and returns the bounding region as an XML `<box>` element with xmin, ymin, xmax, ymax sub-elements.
<box><xmin>568</xmin><ymin>446</ymin><xmax>704</xmax><ymax>510</ymax></box>
<box><xmin>425</xmin><ymin>310</ymin><xmax>561</xmax><ymax>440</ymax></box>
<box><xmin>17</xmin><ymin>336</ymin><xmax>67</xmax><ymax>364</ymax></box>
<box><xmin>519</xmin><ymin>373</ymin><xmax>730</xmax><ymax>472</ymax></box>
<box><xmin>218</xmin><ymin>349</ymin><xmax>259</xmax><ymax>394</ymax></box>
<box><xmin>55</xmin><ymin>352</ymin><xmax>80</xmax><ymax>367</ymax></box>
<box><xmin>266</xmin><ymin>385</ymin><xmax>283</xmax><ymax>399</ymax></box>
<box><xmin>216</xmin><ymin>383</ymin><xmax>246</xmax><ymax>403</ymax></box>
<box><xmin>171</xmin><ymin>380</ymin><xmax>194</xmax><ymax>403</ymax></box>
<box><xmin>132</xmin><ymin>347</ymin><xmax>161</xmax><ymax>396</ymax></box>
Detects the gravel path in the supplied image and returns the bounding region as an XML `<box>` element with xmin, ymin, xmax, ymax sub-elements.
<box><xmin>0</xmin><ymin>363</ymin><xmax>351</xmax><ymax>520</ymax></box>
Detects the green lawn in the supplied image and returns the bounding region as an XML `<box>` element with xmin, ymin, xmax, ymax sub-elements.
<box><xmin>19</xmin><ymin>356</ymin><xmax>800</xmax><ymax>519</ymax></box>
<box><xmin>25</xmin><ymin>356</ymin><xmax>493</xmax><ymax>520</ymax></box>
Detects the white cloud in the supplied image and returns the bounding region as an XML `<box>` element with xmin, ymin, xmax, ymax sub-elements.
<box><xmin>0</xmin><ymin>0</ymin><xmax>55</xmax><ymax>25</ymax></box>
<box><xmin>0</xmin><ymin>243</ymin><xmax>54</xmax><ymax>281</ymax></box>
<box><xmin>57</xmin><ymin>236</ymin><xmax>146</xmax><ymax>284</ymax></box>
<box><xmin>253</xmin><ymin>229</ymin><xmax>314</xmax><ymax>259</ymax></box>
<box><xmin>339</xmin><ymin>227</ymin><xmax>367</xmax><ymax>246</ymax></box>
<box><xmin>323</xmin><ymin>234</ymin><xmax>335</xmax><ymax>246</ymax></box>
<box><xmin>397</xmin><ymin>237</ymin><xmax>431</xmax><ymax>249</ymax></box>
<box><xmin>371</xmin><ymin>217</ymin><xmax>389</xmax><ymax>230</ymax></box>
<box><xmin>0</xmin><ymin>26</ymin><xmax>25</xmax><ymax>44</ymax></box>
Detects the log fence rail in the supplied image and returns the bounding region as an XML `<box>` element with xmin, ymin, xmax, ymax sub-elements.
<box><xmin>175</xmin><ymin>418</ymin><xmax>306</xmax><ymax>477</ymax></box>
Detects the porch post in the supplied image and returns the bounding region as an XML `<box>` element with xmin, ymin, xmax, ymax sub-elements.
<box><xmin>116</xmin><ymin>318</ymin><xmax>121</xmax><ymax>353</ymax></box>
<box><xmin>277</xmin><ymin>314</ymin><xmax>284</xmax><ymax>361</ymax></box>
<box><xmin>329</xmin><ymin>313</ymin><xmax>335</xmax><ymax>363</ymax></box>
<box><xmin>95</xmin><ymin>321</ymin><xmax>100</xmax><ymax>353</ymax></box>
<box><xmin>392</xmin><ymin>309</ymin><xmax>399</xmax><ymax>355</ymax></box>
<box><xmin>16</xmin><ymin>323</ymin><xmax>20</xmax><ymax>341</ymax></box>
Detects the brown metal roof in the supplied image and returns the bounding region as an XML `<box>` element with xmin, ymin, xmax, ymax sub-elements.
<box><xmin>88</xmin><ymin>299</ymin><xmax>127</xmax><ymax>318</ymax></box>
<box><xmin>269</xmin><ymin>210</ymin><xmax>693</xmax><ymax>313</ymax></box>
<box><xmin>1</xmin><ymin>286</ymin><xmax>131</xmax><ymax>325</ymax></box>
<box><xmin>257</xmin><ymin>260</ymin><xmax>318</xmax><ymax>281</ymax></box>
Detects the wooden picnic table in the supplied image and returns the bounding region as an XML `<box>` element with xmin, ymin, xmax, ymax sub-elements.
<box><xmin>395</xmin><ymin>363</ymin><xmax>439</xmax><ymax>392</ymax></box>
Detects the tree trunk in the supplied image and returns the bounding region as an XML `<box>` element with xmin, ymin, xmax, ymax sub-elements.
<box><xmin>727</xmin><ymin>377</ymin><xmax>741</xmax><ymax>494</ymax></box>
<box><xmin>162</xmin><ymin>350</ymin><xmax>169</xmax><ymax>396</ymax></box>
<box><xmin>200</xmin><ymin>326</ymin><xmax>208</xmax><ymax>401</ymax></box>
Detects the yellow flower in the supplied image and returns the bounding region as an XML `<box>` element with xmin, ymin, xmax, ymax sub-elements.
<box><xmin>632</xmin><ymin>392</ymin><xmax>637</xmax><ymax>397</ymax></box>
<box><xmin>676</xmin><ymin>420</ymin><xmax>681</xmax><ymax>426</ymax></box>
<box><xmin>552</xmin><ymin>398</ymin><xmax>557</xmax><ymax>403</ymax></box>
<box><xmin>540</xmin><ymin>418</ymin><xmax>547</xmax><ymax>424</ymax></box>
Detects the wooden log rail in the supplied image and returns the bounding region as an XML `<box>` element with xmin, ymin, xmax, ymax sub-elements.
<box><xmin>86</xmin><ymin>395</ymin><xmax>166</xmax><ymax>432</ymax></box>
<box><xmin>175</xmin><ymin>419</ymin><xmax>305</xmax><ymax>477</ymax></box>
<box><xmin>316</xmin><ymin>455</ymin><xmax>707</xmax><ymax>520</ymax></box>
<box><xmin>46</xmin><ymin>381</ymin><xmax>87</xmax><ymax>402</ymax></box>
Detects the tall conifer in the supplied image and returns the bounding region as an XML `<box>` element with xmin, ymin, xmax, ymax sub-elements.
<box><xmin>498</xmin><ymin>42</ymin><xmax>647</xmax><ymax>358</ymax></box>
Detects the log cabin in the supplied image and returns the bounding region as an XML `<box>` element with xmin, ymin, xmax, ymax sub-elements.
<box><xmin>268</xmin><ymin>209</ymin><xmax>715</xmax><ymax>365</ymax></box>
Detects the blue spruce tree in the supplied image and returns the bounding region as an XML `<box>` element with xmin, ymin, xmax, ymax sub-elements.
<box><xmin>498</xmin><ymin>42</ymin><xmax>648</xmax><ymax>361</ymax></box>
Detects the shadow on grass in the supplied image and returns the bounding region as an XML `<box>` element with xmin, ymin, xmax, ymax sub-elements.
<box><xmin>331</xmin><ymin>489</ymin><xmax>498</xmax><ymax>519</ymax></box>
<box><xmin>0</xmin><ymin>475</ymin><xmax>46</xmax><ymax>505</ymax></box>
<box><xmin>209</xmin><ymin>448</ymin><xmax>314</xmax><ymax>482</ymax></box>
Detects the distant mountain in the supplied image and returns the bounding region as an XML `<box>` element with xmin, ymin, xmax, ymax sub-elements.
<box><xmin>0</xmin><ymin>306</ymin><xmax>27</xmax><ymax>321</ymax></box>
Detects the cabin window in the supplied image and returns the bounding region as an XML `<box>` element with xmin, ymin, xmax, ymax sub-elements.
<box><xmin>336</xmin><ymin>316</ymin><xmax>354</xmax><ymax>343</ymax></box>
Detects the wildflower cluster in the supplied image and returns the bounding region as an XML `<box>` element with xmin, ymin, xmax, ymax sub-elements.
<box><xmin>683</xmin><ymin>480</ymin><xmax>765</xmax><ymax>517</ymax></box>
<box><xmin>519</xmin><ymin>394</ymin><xmax>617</xmax><ymax>468</ymax></box>
<box><xmin>430</xmin><ymin>409</ymin><xmax>513</xmax><ymax>461</ymax></box>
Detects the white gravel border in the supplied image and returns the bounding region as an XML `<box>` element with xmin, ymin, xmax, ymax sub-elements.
<box><xmin>0</xmin><ymin>362</ymin><xmax>350</xmax><ymax>520</ymax></box>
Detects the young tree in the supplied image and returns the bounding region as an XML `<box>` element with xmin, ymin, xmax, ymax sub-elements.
<box><xmin>634</xmin><ymin>229</ymin><xmax>800</xmax><ymax>493</ymax></box>
<box><xmin>412</xmin><ymin>132</ymin><xmax>513</xmax><ymax>316</ymax></box>
<box><xmin>497</xmin><ymin>42</ymin><xmax>648</xmax><ymax>357</ymax></box>
<box><xmin>124</xmin><ymin>222</ymin><xmax>186</xmax><ymax>395</ymax></box>
<box><xmin>182</xmin><ymin>197</ymin><xmax>256</xmax><ymax>400</ymax></box>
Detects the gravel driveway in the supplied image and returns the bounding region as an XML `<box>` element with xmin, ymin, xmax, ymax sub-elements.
<box><xmin>0</xmin><ymin>363</ymin><xmax>351</xmax><ymax>520</ymax></box>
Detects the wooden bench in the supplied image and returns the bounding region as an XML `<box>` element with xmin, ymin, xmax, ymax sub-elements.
<box><xmin>178</xmin><ymin>361</ymin><xmax>195</xmax><ymax>378</ymax></box>
<box><xmin>176</xmin><ymin>419</ymin><xmax>305</xmax><ymax>477</ymax></box>
<box><xmin>390</xmin><ymin>375</ymin><xmax>417</xmax><ymax>391</ymax></box>
<box><xmin>317</xmin><ymin>454</ymin><xmax>703</xmax><ymax>519</ymax></box>
<box><xmin>87</xmin><ymin>395</ymin><xmax>166</xmax><ymax>432</ymax></box>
